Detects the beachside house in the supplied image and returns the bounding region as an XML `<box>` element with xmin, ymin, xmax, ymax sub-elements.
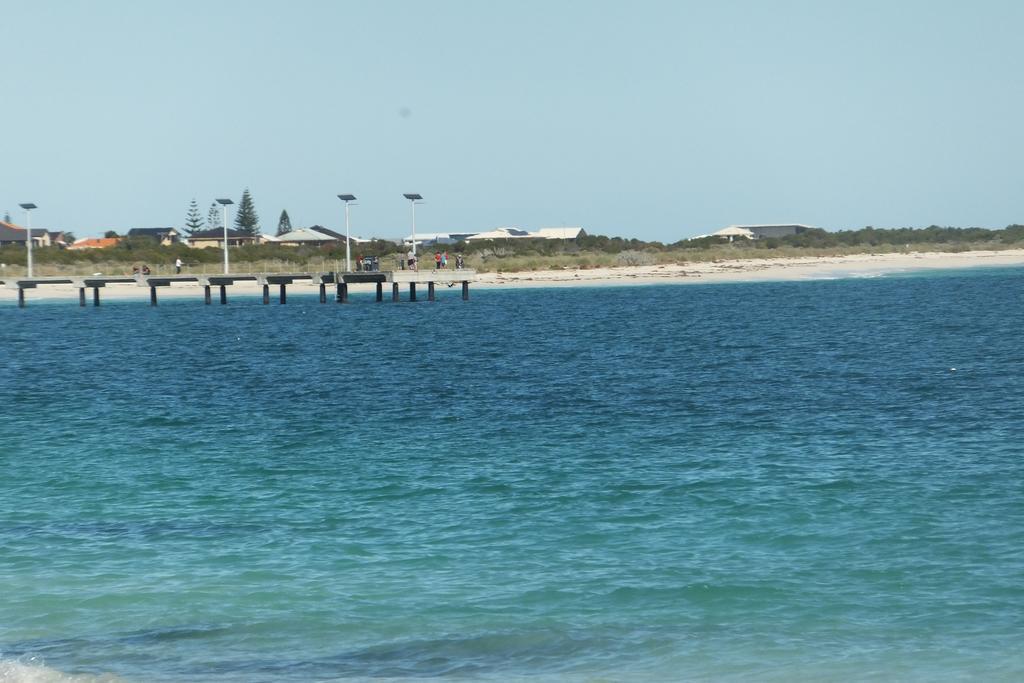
<box><xmin>127</xmin><ymin>227</ymin><xmax>182</xmax><ymax>245</ymax></box>
<box><xmin>530</xmin><ymin>227</ymin><xmax>587</xmax><ymax>240</ymax></box>
<box><xmin>274</xmin><ymin>225</ymin><xmax>362</xmax><ymax>247</ymax></box>
<box><xmin>464</xmin><ymin>227</ymin><xmax>533</xmax><ymax>242</ymax></box>
<box><xmin>187</xmin><ymin>228</ymin><xmax>258</xmax><ymax>249</ymax></box>
<box><xmin>47</xmin><ymin>231</ymin><xmax>71</xmax><ymax>248</ymax></box>
<box><xmin>722</xmin><ymin>224</ymin><xmax>813</xmax><ymax>240</ymax></box>
<box><xmin>0</xmin><ymin>221</ymin><xmax>51</xmax><ymax>247</ymax></box>
<box><xmin>402</xmin><ymin>231</ymin><xmax>477</xmax><ymax>246</ymax></box>
<box><xmin>689</xmin><ymin>224</ymin><xmax>815</xmax><ymax>242</ymax></box>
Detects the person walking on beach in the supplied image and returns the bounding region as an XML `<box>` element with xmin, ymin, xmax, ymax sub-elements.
<box><xmin>175</xmin><ymin>257</ymin><xmax>183</xmax><ymax>274</ymax></box>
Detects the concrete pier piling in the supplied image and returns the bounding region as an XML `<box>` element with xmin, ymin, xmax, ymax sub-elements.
<box><xmin>279</xmin><ymin>284</ymin><xmax>287</xmax><ymax>304</ymax></box>
<box><xmin>93</xmin><ymin>287</ymin><xmax>100</xmax><ymax>306</ymax></box>
<box><xmin>392</xmin><ymin>283</ymin><xmax>400</xmax><ymax>302</ymax></box>
<box><xmin>462</xmin><ymin>280</ymin><xmax>470</xmax><ymax>300</ymax></box>
<box><xmin>219</xmin><ymin>285</ymin><xmax>227</xmax><ymax>305</ymax></box>
<box><xmin>150</xmin><ymin>286</ymin><xmax>158</xmax><ymax>306</ymax></box>
<box><xmin>409</xmin><ymin>283</ymin><xmax>417</xmax><ymax>301</ymax></box>
<box><xmin>319</xmin><ymin>283</ymin><xmax>327</xmax><ymax>303</ymax></box>
<box><xmin>428</xmin><ymin>281</ymin><xmax>436</xmax><ymax>301</ymax></box>
<box><xmin>204</xmin><ymin>285</ymin><xmax>212</xmax><ymax>305</ymax></box>
<box><xmin>376</xmin><ymin>282</ymin><xmax>383</xmax><ymax>302</ymax></box>
<box><xmin>79</xmin><ymin>288</ymin><xmax>86</xmax><ymax>307</ymax></box>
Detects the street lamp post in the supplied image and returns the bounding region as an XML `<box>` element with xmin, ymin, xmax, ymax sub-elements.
<box><xmin>403</xmin><ymin>194</ymin><xmax>422</xmax><ymax>259</ymax></box>
<box><xmin>216</xmin><ymin>198</ymin><xmax>234</xmax><ymax>274</ymax></box>
<box><xmin>337</xmin><ymin>194</ymin><xmax>357</xmax><ymax>272</ymax></box>
<box><xmin>19</xmin><ymin>203</ymin><xmax>37</xmax><ymax>277</ymax></box>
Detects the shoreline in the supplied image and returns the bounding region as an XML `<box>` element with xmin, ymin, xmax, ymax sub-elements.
<box><xmin>2</xmin><ymin>249</ymin><xmax>1023</xmax><ymax>303</ymax></box>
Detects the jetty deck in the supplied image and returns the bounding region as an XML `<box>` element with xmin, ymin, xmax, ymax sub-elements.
<box><xmin>2</xmin><ymin>270</ymin><xmax>476</xmax><ymax>307</ymax></box>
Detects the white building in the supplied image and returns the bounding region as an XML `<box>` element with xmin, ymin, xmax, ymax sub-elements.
<box><xmin>532</xmin><ymin>227</ymin><xmax>586</xmax><ymax>240</ymax></box>
<box><xmin>691</xmin><ymin>224</ymin><xmax>815</xmax><ymax>241</ymax></box>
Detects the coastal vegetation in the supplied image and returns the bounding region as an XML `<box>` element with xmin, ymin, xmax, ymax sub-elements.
<box><xmin>2</xmin><ymin>225</ymin><xmax>1023</xmax><ymax>276</ymax></box>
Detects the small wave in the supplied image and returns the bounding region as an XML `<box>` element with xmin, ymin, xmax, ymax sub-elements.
<box><xmin>0</xmin><ymin>658</ymin><xmax>125</xmax><ymax>683</ymax></box>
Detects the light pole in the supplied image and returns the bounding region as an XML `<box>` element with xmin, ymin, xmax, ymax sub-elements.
<box><xmin>216</xmin><ymin>198</ymin><xmax>234</xmax><ymax>274</ymax></box>
<box><xmin>403</xmin><ymin>193</ymin><xmax>422</xmax><ymax>258</ymax></box>
<box><xmin>337</xmin><ymin>194</ymin><xmax>357</xmax><ymax>272</ymax></box>
<box><xmin>19</xmin><ymin>203</ymin><xmax>37</xmax><ymax>277</ymax></box>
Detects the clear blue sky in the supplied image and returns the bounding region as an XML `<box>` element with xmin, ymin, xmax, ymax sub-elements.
<box><xmin>3</xmin><ymin>0</ymin><xmax>1022</xmax><ymax>241</ymax></box>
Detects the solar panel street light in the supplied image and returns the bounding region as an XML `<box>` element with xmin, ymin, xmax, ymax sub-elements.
<box><xmin>337</xmin><ymin>194</ymin><xmax>357</xmax><ymax>272</ymax></box>
<box><xmin>403</xmin><ymin>194</ymin><xmax>423</xmax><ymax>257</ymax></box>
<box><xmin>19</xmin><ymin>203</ymin><xmax>37</xmax><ymax>277</ymax></box>
<box><xmin>216</xmin><ymin>198</ymin><xmax>234</xmax><ymax>274</ymax></box>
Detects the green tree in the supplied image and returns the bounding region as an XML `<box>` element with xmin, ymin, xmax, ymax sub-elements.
<box><xmin>184</xmin><ymin>198</ymin><xmax>204</xmax><ymax>235</ymax></box>
<box><xmin>276</xmin><ymin>209</ymin><xmax>293</xmax><ymax>236</ymax></box>
<box><xmin>234</xmin><ymin>188</ymin><xmax>260</xmax><ymax>236</ymax></box>
<box><xmin>207</xmin><ymin>203</ymin><xmax>220</xmax><ymax>232</ymax></box>
<box><xmin>104</xmin><ymin>230</ymin><xmax>120</xmax><ymax>238</ymax></box>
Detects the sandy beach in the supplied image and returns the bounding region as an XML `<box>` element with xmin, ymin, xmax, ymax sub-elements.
<box><xmin>3</xmin><ymin>249</ymin><xmax>1023</xmax><ymax>303</ymax></box>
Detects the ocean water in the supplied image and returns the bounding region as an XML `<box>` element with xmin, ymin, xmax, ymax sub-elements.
<box><xmin>1</xmin><ymin>269</ymin><xmax>1023</xmax><ymax>682</ymax></box>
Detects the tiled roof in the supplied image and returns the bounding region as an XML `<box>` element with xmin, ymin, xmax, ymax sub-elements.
<box><xmin>0</xmin><ymin>222</ymin><xmax>48</xmax><ymax>242</ymax></box>
<box><xmin>68</xmin><ymin>237</ymin><xmax>121</xmax><ymax>249</ymax></box>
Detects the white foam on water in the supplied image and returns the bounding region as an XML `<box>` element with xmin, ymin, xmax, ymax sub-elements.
<box><xmin>0</xmin><ymin>658</ymin><xmax>124</xmax><ymax>683</ymax></box>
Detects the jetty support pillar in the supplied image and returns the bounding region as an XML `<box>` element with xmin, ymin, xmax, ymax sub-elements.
<box><xmin>262</xmin><ymin>284</ymin><xmax>270</xmax><ymax>305</ymax></box>
<box><xmin>204</xmin><ymin>285</ymin><xmax>211</xmax><ymax>305</ymax></box>
<box><xmin>150</xmin><ymin>286</ymin><xmax>158</xmax><ymax>306</ymax></box>
<box><xmin>462</xmin><ymin>281</ymin><xmax>469</xmax><ymax>300</ymax></box>
<box><xmin>219</xmin><ymin>285</ymin><xmax>227</xmax><ymax>305</ymax></box>
<box><xmin>392</xmin><ymin>283</ymin><xmax>400</xmax><ymax>302</ymax></box>
<box><xmin>319</xmin><ymin>282</ymin><xmax>327</xmax><ymax>303</ymax></box>
<box><xmin>428</xmin><ymin>282</ymin><xmax>435</xmax><ymax>301</ymax></box>
<box><xmin>79</xmin><ymin>287</ymin><xmax>86</xmax><ymax>307</ymax></box>
<box><xmin>409</xmin><ymin>283</ymin><xmax>417</xmax><ymax>302</ymax></box>
<box><xmin>279</xmin><ymin>284</ymin><xmax>287</xmax><ymax>304</ymax></box>
<box><xmin>93</xmin><ymin>287</ymin><xmax>101</xmax><ymax>307</ymax></box>
<box><xmin>340</xmin><ymin>283</ymin><xmax>349</xmax><ymax>303</ymax></box>
<box><xmin>17</xmin><ymin>288</ymin><xmax>25</xmax><ymax>308</ymax></box>
<box><xmin>376</xmin><ymin>282</ymin><xmax>383</xmax><ymax>302</ymax></box>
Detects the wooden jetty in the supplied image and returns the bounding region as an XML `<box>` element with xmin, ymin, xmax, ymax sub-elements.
<box><xmin>1</xmin><ymin>270</ymin><xmax>476</xmax><ymax>308</ymax></box>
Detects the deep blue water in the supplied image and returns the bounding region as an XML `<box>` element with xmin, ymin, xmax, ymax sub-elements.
<box><xmin>2</xmin><ymin>270</ymin><xmax>1023</xmax><ymax>682</ymax></box>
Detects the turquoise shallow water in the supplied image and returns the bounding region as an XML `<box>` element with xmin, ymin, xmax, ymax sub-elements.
<box><xmin>2</xmin><ymin>270</ymin><xmax>1023</xmax><ymax>682</ymax></box>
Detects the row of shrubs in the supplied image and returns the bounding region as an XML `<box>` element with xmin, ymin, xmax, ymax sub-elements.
<box><xmin>3</xmin><ymin>225</ymin><xmax>1022</xmax><ymax>270</ymax></box>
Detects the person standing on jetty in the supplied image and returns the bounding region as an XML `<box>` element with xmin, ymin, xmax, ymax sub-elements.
<box><xmin>407</xmin><ymin>249</ymin><xmax>417</xmax><ymax>271</ymax></box>
<box><xmin>434</xmin><ymin>251</ymin><xmax>442</xmax><ymax>269</ymax></box>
